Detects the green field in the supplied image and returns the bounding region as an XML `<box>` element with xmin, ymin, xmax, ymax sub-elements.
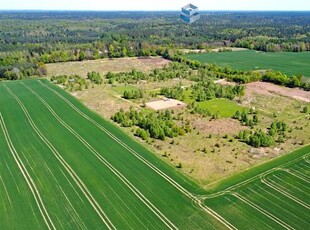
<box><xmin>0</xmin><ymin>80</ymin><xmax>226</xmax><ymax>229</ymax></box>
<box><xmin>0</xmin><ymin>79</ymin><xmax>309</xmax><ymax>229</ymax></box>
<box><xmin>186</xmin><ymin>51</ymin><xmax>310</xmax><ymax>77</ymax></box>
<box><xmin>205</xmin><ymin>146</ymin><xmax>310</xmax><ymax>229</ymax></box>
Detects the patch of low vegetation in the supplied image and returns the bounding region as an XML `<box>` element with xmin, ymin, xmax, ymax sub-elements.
<box><xmin>50</xmin><ymin>74</ymin><xmax>90</xmax><ymax>91</ymax></box>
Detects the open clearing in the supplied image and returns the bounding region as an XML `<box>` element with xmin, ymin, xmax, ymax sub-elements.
<box><xmin>186</xmin><ymin>50</ymin><xmax>310</xmax><ymax>77</ymax></box>
<box><xmin>246</xmin><ymin>81</ymin><xmax>310</xmax><ymax>103</ymax></box>
<box><xmin>73</xmin><ymin>78</ymin><xmax>310</xmax><ymax>186</ymax></box>
<box><xmin>217</xmin><ymin>79</ymin><xmax>310</xmax><ymax>103</ymax></box>
<box><xmin>46</xmin><ymin>56</ymin><xmax>170</xmax><ymax>77</ymax></box>
<box><xmin>205</xmin><ymin>145</ymin><xmax>310</xmax><ymax>229</ymax></box>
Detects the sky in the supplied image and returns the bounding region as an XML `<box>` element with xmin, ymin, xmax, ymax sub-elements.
<box><xmin>0</xmin><ymin>0</ymin><xmax>309</xmax><ymax>11</ymax></box>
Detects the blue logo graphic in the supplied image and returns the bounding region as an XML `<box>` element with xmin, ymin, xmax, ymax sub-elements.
<box><xmin>180</xmin><ymin>3</ymin><xmax>200</xmax><ymax>24</ymax></box>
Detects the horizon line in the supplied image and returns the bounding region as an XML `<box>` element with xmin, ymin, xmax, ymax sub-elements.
<box><xmin>1</xmin><ymin>9</ymin><xmax>310</xmax><ymax>12</ymax></box>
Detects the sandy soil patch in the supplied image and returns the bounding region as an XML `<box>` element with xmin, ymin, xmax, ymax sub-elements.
<box><xmin>146</xmin><ymin>98</ymin><xmax>186</xmax><ymax>110</ymax></box>
<box><xmin>181</xmin><ymin>49</ymin><xmax>206</xmax><ymax>54</ymax></box>
<box><xmin>212</xmin><ymin>47</ymin><xmax>248</xmax><ymax>52</ymax></box>
<box><xmin>214</xmin><ymin>79</ymin><xmax>236</xmax><ymax>86</ymax></box>
<box><xmin>246</xmin><ymin>81</ymin><xmax>310</xmax><ymax>102</ymax></box>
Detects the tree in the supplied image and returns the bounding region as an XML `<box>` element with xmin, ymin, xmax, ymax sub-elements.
<box><xmin>36</xmin><ymin>62</ymin><xmax>47</xmax><ymax>76</ymax></box>
<box><xmin>79</xmin><ymin>51</ymin><xmax>85</xmax><ymax>61</ymax></box>
<box><xmin>253</xmin><ymin>114</ymin><xmax>259</xmax><ymax>124</ymax></box>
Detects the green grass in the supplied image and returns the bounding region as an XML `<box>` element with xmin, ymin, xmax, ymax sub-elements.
<box><xmin>183</xmin><ymin>90</ymin><xmax>244</xmax><ymax>118</ymax></box>
<box><xmin>197</xmin><ymin>98</ymin><xmax>244</xmax><ymax>118</ymax></box>
<box><xmin>110</xmin><ymin>84</ymin><xmax>138</xmax><ymax>94</ymax></box>
<box><xmin>0</xmin><ymin>79</ymin><xmax>224</xmax><ymax>229</ymax></box>
<box><xmin>186</xmin><ymin>51</ymin><xmax>310</xmax><ymax>77</ymax></box>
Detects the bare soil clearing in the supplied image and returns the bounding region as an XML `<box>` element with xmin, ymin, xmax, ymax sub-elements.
<box><xmin>217</xmin><ymin>79</ymin><xmax>310</xmax><ymax>103</ymax></box>
<box><xmin>146</xmin><ymin>98</ymin><xmax>186</xmax><ymax>111</ymax></box>
<box><xmin>246</xmin><ymin>81</ymin><xmax>310</xmax><ymax>102</ymax></box>
<box><xmin>47</xmin><ymin>57</ymin><xmax>170</xmax><ymax>77</ymax></box>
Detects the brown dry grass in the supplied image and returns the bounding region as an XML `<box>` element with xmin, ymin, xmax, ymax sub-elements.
<box><xmin>46</xmin><ymin>57</ymin><xmax>170</xmax><ymax>78</ymax></box>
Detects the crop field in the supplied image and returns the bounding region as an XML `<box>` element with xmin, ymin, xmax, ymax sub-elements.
<box><xmin>204</xmin><ymin>146</ymin><xmax>310</xmax><ymax>229</ymax></box>
<box><xmin>0</xmin><ymin>79</ymin><xmax>231</xmax><ymax>229</ymax></box>
<box><xmin>185</xmin><ymin>51</ymin><xmax>310</xmax><ymax>77</ymax></box>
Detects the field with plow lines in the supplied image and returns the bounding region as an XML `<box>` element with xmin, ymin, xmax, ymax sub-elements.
<box><xmin>0</xmin><ymin>79</ymin><xmax>309</xmax><ymax>229</ymax></box>
<box><xmin>205</xmin><ymin>146</ymin><xmax>310</xmax><ymax>229</ymax></box>
<box><xmin>0</xmin><ymin>80</ymin><xmax>229</xmax><ymax>229</ymax></box>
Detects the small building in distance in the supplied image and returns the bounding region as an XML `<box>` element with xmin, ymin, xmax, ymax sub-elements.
<box><xmin>180</xmin><ymin>3</ymin><xmax>200</xmax><ymax>24</ymax></box>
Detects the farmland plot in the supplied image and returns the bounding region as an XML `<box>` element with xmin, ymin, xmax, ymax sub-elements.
<box><xmin>0</xmin><ymin>80</ymin><xmax>227</xmax><ymax>229</ymax></box>
<box><xmin>205</xmin><ymin>147</ymin><xmax>310</xmax><ymax>229</ymax></box>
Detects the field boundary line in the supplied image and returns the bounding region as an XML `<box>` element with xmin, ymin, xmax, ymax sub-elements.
<box><xmin>287</xmin><ymin>169</ymin><xmax>310</xmax><ymax>182</ymax></box>
<box><xmin>25</xmin><ymin>82</ymin><xmax>178</xmax><ymax>230</ymax></box>
<box><xmin>4</xmin><ymin>84</ymin><xmax>116</xmax><ymax>230</ymax></box>
<box><xmin>273</xmin><ymin>174</ymin><xmax>309</xmax><ymax>195</ymax></box>
<box><xmin>233</xmin><ymin>193</ymin><xmax>294</xmax><ymax>230</ymax></box>
<box><xmin>248</xmin><ymin>186</ymin><xmax>309</xmax><ymax>224</ymax></box>
<box><xmin>38</xmin><ymin>80</ymin><xmax>237</xmax><ymax>230</ymax></box>
<box><xmin>304</xmin><ymin>155</ymin><xmax>310</xmax><ymax>164</ymax></box>
<box><xmin>261</xmin><ymin>173</ymin><xmax>310</xmax><ymax>209</ymax></box>
<box><xmin>204</xmin><ymin>152</ymin><xmax>310</xmax><ymax>198</ymax></box>
<box><xmin>0</xmin><ymin>113</ymin><xmax>55</xmax><ymax>230</ymax></box>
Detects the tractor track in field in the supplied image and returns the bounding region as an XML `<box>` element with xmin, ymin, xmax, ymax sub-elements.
<box><xmin>3</xmin><ymin>84</ymin><xmax>116</xmax><ymax>230</ymax></box>
<box><xmin>232</xmin><ymin>193</ymin><xmax>294</xmax><ymax>230</ymax></box>
<box><xmin>22</xmin><ymin>82</ymin><xmax>178</xmax><ymax>230</ymax></box>
<box><xmin>38</xmin><ymin>80</ymin><xmax>237</xmax><ymax>230</ymax></box>
<box><xmin>203</xmin><ymin>151</ymin><xmax>310</xmax><ymax>199</ymax></box>
<box><xmin>0</xmin><ymin>113</ymin><xmax>56</xmax><ymax>230</ymax></box>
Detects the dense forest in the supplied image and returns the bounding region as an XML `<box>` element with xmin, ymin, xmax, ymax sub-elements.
<box><xmin>0</xmin><ymin>11</ymin><xmax>309</xmax><ymax>79</ymax></box>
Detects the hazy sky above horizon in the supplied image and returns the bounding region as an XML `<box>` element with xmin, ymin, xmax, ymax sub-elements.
<box><xmin>0</xmin><ymin>0</ymin><xmax>309</xmax><ymax>11</ymax></box>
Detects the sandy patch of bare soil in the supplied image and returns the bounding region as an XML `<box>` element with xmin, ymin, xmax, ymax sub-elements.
<box><xmin>146</xmin><ymin>98</ymin><xmax>186</xmax><ymax>110</ymax></box>
<box><xmin>246</xmin><ymin>82</ymin><xmax>310</xmax><ymax>102</ymax></box>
